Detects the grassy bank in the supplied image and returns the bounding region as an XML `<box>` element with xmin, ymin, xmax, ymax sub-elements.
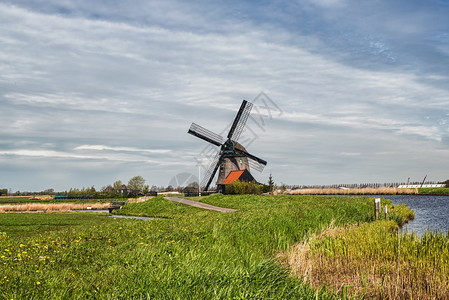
<box><xmin>282</xmin><ymin>187</ymin><xmax>449</xmax><ymax>195</ymax></box>
<box><xmin>281</xmin><ymin>221</ymin><xmax>449</xmax><ymax>299</ymax></box>
<box><xmin>282</xmin><ymin>187</ymin><xmax>418</xmax><ymax>195</ymax></box>
<box><xmin>0</xmin><ymin>194</ymin><xmax>438</xmax><ymax>299</ymax></box>
<box><xmin>418</xmin><ymin>187</ymin><xmax>449</xmax><ymax>195</ymax></box>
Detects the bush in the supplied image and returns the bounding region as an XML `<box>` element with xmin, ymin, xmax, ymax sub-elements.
<box><xmin>225</xmin><ymin>180</ymin><xmax>263</xmax><ymax>195</ymax></box>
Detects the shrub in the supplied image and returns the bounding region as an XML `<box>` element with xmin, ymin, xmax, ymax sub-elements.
<box><xmin>225</xmin><ymin>180</ymin><xmax>263</xmax><ymax>195</ymax></box>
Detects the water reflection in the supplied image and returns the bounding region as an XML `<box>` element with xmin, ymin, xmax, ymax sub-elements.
<box><xmin>381</xmin><ymin>195</ymin><xmax>449</xmax><ymax>235</ymax></box>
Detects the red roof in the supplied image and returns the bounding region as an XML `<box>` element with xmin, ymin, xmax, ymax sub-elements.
<box><xmin>222</xmin><ymin>170</ymin><xmax>245</xmax><ymax>185</ymax></box>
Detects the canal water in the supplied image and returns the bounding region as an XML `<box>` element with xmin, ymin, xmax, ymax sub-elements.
<box><xmin>380</xmin><ymin>195</ymin><xmax>449</xmax><ymax>235</ymax></box>
<box><xmin>73</xmin><ymin>210</ymin><xmax>164</xmax><ymax>221</ymax></box>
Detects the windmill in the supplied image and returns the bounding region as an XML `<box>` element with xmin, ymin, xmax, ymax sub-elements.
<box><xmin>188</xmin><ymin>100</ymin><xmax>267</xmax><ymax>191</ymax></box>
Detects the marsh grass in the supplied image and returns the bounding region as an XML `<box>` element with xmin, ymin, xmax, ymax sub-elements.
<box><xmin>418</xmin><ymin>187</ymin><xmax>449</xmax><ymax>195</ymax></box>
<box><xmin>280</xmin><ymin>221</ymin><xmax>449</xmax><ymax>299</ymax></box>
<box><xmin>282</xmin><ymin>187</ymin><xmax>418</xmax><ymax>195</ymax></box>
<box><xmin>0</xmin><ymin>202</ymin><xmax>110</xmax><ymax>213</ymax></box>
<box><xmin>0</xmin><ymin>196</ymin><xmax>116</xmax><ymax>205</ymax></box>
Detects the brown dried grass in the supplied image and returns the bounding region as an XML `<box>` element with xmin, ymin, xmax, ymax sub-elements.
<box><xmin>29</xmin><ymin>195</ymin><xmax>54</xmax><ymax>200</ymax></box>
<box><xmin>0</xmin><ymin>203</ymin><xmax>110</xmax><ymax>213</ymax></box>
<box><xmin>278</xmin><ymin>222</ymin><xmax>449</xmax><ymax>299</ymax></box>
<box><xmin>279</xmin><ymin>187</ymin><xmax>418</xmax><ymax>195</ymax></box>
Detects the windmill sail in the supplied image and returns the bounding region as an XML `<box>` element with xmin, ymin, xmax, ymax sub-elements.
<box><xmin>188</xmin><ymin>123</ymin><xmax>223</xmax><ymax>147</ymax></box>
<box><xmin>227</xmin><ymin>100</ymin><xmax>253</xmax><ymax>142</ymax></box>
<box><xmin>235</xmin><ymin>148</ymin><xmax>267</xmax><ymax>172</ymax></box>
<box><xmin>201</xmin><ymin>151</ymin><xmax>222</xmax><ymax>190</ymax></box>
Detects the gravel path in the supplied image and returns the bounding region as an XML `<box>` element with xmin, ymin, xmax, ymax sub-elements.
<box><xmin>164</xmin><ymin>197</ymin><xmax>238</xmax><ymax>213</ymax></box>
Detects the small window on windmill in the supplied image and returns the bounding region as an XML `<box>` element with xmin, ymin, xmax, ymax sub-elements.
<box><xmin>239</xmin><ymin>158</ymin><xmax>242</xmax><ymax>164</ymax></box>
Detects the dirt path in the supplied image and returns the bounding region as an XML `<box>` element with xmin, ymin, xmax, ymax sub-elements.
<box><xmin>164</xmin><ymin>197</ymin><xmax>238</xmax><ymax>213</ymax></box>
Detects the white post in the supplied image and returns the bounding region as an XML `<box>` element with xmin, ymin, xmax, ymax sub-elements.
<box><xmin>198</xmin><ymin>166</ymin><xmax>201</xmax><ymax>197</ymax></box>
<box><xmin>375</xmin><ymin>198</ymin><xmax>381</xmax><ymax>220</ymax></box>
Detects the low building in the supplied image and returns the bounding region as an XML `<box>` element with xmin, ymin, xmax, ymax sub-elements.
<box><xmin>117</xmin><ymin>185</ymin><xmax>128</xmax><ymax>196</ymax></box>
<box><xmin>398</xmin><ymin>184</ymin><xmax>445</xmax><ymax>188</ymax></box>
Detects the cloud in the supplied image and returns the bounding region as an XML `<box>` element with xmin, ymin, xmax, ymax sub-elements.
<box><xmin>1</xmin><ymin>1</ymin><xmax>449</xmax><ymax>190</ymax></box>
<box><xmin>74</xmin><ymin>145</ymin><xmax>172</xmax><ymax>154</ymax></box>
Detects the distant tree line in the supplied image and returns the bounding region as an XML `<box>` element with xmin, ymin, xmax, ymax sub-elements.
<box><xmin>0</xmin><ymin>189</ymin><xmax>8</xmax><ymax>196</ymax></box>
<box><xmin>2</xmin><ymin>176</ymin><xmax>151</xmax><ymax>198</ymax></box>
<box><xmin>56</xmin><ymin>176</ymin><xmax>150</xmax><ymax>199</ymax></box>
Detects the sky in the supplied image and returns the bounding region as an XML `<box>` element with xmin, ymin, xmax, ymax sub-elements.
<box><xmin>1</xmin><ymin>0</ymin><xmax>449</xmax><ymax>192</ymax></box>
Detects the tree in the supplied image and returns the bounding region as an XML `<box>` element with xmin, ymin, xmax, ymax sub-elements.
<box><xmin>268</xmin><ymin>173</ymin><xmax>275</xmax><ymax>195</ymax></box>
<box><xmin>142</xmin><ymin>184</ymin><xmax>149</xmax><ymax>195</ymax></box>
<box><xmin>183</xmin><ymin>182</ymin><xmax>199</xmax><ymax>194</ymax></box>
<box><xmin>0</xmin><ymin>189</ymin><xmax>8</xmax><ymax>196</ymax></box>
<box><xmin>128</xmin><ymin>176</ymin><xmax>146</xmax><ymax>196</ymax></box>
<box><xmin>113</xmin><ymin>180</ymin><xmax>123</xmax><ymax>191</ymax></box>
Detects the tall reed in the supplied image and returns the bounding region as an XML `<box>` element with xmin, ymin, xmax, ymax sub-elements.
<box><xmin>280</xmin><ymin>221</ymin><xmax>449</xmax><ymax>299</ymax></box>
<box><xmin>0</xmin><ymin>203</ymin><xmax>110</xmax><ymax>213</ymax></box>
<box><xmin>281</xmin><ymin>187</ymin><xmax>418</xmax><ymax>195</ymax></box>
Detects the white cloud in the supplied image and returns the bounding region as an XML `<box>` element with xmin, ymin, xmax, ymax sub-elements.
<box><xmin>1</xmin><ymin>1</ymin><xmax>449</xmax><ymax>190</ymax></box>
<box><xmin>74</xmin><ymin>145</ymin><xmax>172</xmax><ymax>154</ymax></box>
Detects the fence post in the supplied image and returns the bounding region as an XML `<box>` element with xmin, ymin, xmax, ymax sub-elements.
<box><xmin>385</xmin><ymin>205</ymin><xmax>388</xmax><ymax>219</ymax></box>
<box><xmin>374</xmin><ymin>198</ymin><xmax>381</xmax><ymax>220</ymax></box>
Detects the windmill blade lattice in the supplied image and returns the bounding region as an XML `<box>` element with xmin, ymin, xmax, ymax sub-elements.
<box><xmin>248</xmin><ymin>158</ymin><xmax>266</xmax><ymax>172</ymax></box>
<box><xmin>234</xmin><ymin>148</ymin><xmax>267</xmax><ymax>172</ymax></box>
<box><xmin>227</xmin><ymin>100</ymin><xmax>253</xmax><ymax>142</ymax></box>
<box><xmin>188</xmin><ymin>123</ymin><xmax>223</xmax><ymax>147</ymax></box>
<box><xmin>200</xmin><ymin>151</ymin><xmax>221</xmax><ymax>189</ymax></box>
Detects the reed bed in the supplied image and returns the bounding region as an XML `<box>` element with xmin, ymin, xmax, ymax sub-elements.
<box><xmin>281</xmin><ymin>187</ymin><xmax>418</xmax><ymax>195</ymax></box>
<box><xmin>0</xmin><ymin>202</ymin><xmax>110</xmax><ymax>213</ymax></box>
<box><xmin>280</xmin><ymin>221</ymin><xmax>449</xmax><ymax>299</ymax></box>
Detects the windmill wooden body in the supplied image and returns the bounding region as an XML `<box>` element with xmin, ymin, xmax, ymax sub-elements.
<box><xmin>188</xmin><ymin>100</ymin><xmax>267</xmax><ymax>191</ymax></box>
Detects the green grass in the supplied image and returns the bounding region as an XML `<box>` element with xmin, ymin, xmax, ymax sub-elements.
<box><xmin>418</xmin><ymin>187</ymin><xmax>449</xmax><ymax>195</ymax></box>
<box><xmin>116</xmin><ymin>196</ymin><xmax>204</xmax><ymax>218</ymax></box>
<box><xmin>0</xmin><ymin>194</ymin><xmax>418</xmax><ymax>299</ymax></box>
<box><xmin>0</xmin><ymin>212</ymin><xmax>115</xmax><ymax>238</ymax></box>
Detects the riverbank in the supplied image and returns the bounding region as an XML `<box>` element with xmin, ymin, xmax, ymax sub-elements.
<box><xmin>279</xmin><ymin>187</ymin><xmax>449</xmax><ymax>195</ymax></box>
<box><xmin>280</xmin><ymin>220</ymin><xmax>449</xmax><ymax>299</ymax></box>
<box><xmin>0</xmin><ymin>194</ymin><xmax>446</xmax><ymax>299</ymax></box>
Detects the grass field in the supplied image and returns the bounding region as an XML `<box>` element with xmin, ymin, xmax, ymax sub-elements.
<box><xmin>418</xmin><ymin>187</ymin><xmax>449</xmax><ymax>195</ymax></box>
<box><xmin>0</xmin><ymin>212</ymin><xmax>115</xmax><ymax>238</ymax></box>
<box><xmin>280</xmin><ymin>187</ymin><xmax>449</xmax><ymax>195</ymax></box>
<box><xmin>0</xmin><ymin>194</ymin><xmax>445</xmax><ymax>299</ymax></box>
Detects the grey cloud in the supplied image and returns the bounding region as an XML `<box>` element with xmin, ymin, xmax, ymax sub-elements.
<box><xmin>1</xmin><ymin>1</ymin><xmax>449</xmax><ymax>191</ymax></box>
